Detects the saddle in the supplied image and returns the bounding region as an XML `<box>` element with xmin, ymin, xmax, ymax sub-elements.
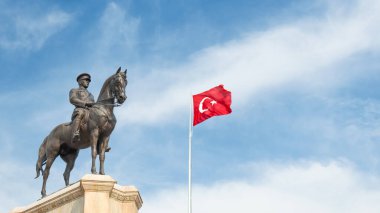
<box><xmin>65</xmin><ymin>108</ymin><xmax>91</xmax><ymax>129</ymax></box>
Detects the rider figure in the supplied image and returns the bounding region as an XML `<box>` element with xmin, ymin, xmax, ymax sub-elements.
<box><xmin>70</xmin><ymin>73</ymin><xmax>95</xmax><ymax>144</ymax></box>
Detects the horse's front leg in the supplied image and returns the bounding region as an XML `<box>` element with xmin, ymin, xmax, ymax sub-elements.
<box><xmin>99</xmin><ymin>136</ymin><xmax>110</xmax><ymax>175</ymax></box>
<box><xmin>90</xmin><ymin>129</ymin><xmax>99</xmax><ymax>174</ymax></box>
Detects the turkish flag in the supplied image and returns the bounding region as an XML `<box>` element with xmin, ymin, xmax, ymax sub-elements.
<box><xmin>193</xmin><ymin>85</ymin><xmax>232</xmax><ymax>126</ymax></box>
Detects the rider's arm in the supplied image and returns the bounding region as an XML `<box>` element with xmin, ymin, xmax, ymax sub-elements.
<box><xmin>69</xmin><ymin>89</ymin><xmax>87</xmax><ymax>108</ymax></box>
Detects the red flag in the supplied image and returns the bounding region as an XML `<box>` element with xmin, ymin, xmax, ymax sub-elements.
<box><xmin>193</xmin><ymin>85</ymin><xmax>232</xmax><ymax>126</ymax></box>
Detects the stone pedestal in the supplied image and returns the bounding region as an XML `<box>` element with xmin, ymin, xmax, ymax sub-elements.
<box><xmin>10</xmin><ymin>174</ymin><xmax>143</xmax><ymax>213</ymax></box>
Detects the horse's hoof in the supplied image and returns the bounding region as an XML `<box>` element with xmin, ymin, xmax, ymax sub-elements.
<box><xmin>99</xmin><ymin>172</ymin><xmax>105</xmax><ymax>175</ymax></box>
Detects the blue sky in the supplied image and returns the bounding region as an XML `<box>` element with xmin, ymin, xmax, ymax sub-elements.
<box><xmin>2</xmin><ymin>0</ymin><xmax>380</xmax><ymax>212</ymax></box>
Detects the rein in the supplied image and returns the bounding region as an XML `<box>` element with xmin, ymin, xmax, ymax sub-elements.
<box><xmin>95</xmin><ymin>97</ymin><xmax>122</xmax><ymax>107</ymax></box>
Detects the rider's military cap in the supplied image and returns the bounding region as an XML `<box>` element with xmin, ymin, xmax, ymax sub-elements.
<box><xmin>76</xmin><ymin>73</ymin><xmax>91</xmax><ymax>82</ymax></box>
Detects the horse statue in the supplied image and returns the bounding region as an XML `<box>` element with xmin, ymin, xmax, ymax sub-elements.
<box><xmin>35</xmin><ymin>67</ymin><xmax>128</xmax><ymax>197</ymax></box>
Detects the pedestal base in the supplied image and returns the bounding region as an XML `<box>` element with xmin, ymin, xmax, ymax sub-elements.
<box><xmin>11</xmin><ymin>174</ymin><xmax>143</xmax><ymax>213</ymax></box>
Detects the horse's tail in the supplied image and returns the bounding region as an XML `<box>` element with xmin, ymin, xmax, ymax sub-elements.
<box><xmin>35</xmin><ymin>137</ymin><xmax>48</xmax><ymax>179</ymax></box>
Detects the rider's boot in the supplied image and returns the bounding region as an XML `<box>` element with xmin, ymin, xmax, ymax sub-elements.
<box><xmin>72</xmin><ymin>130</ymin><xmax>80</xmax><ymax>144</ymax></box>
<box><xmin>71</xmin><ymin>117</ymin><xmax>81</xmax><ymax>144</ymax></box>
<box><xmin>106</xmin><ymin>146</ymin><xmax>111</xmax><ymax>152</ymax></box>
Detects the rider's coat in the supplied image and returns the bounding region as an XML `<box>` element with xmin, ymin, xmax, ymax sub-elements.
<box><xmin>69</xmin><ymin>88</ymin><xmax>95</xmax><ymax>108</ymax></box>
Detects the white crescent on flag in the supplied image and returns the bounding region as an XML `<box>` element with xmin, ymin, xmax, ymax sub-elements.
<box><xmin>199</xmin><ymin>97</ymin><xmax>217</xmax><ymax>113</ymax></box>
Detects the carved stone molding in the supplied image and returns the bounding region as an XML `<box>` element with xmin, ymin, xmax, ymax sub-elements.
<box><xmin>13</xmin><ymin>182</ymin><xmax>83</xmax><ymax>213</ymax></box>
<box><xmin>111</xmin><ymin>185</ymin><xmax>143</xmax><ymax>209</ymax></box>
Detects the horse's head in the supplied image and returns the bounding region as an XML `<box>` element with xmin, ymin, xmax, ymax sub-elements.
<box><xmin>111</xmin><ymin>67</ymin><xmax>128</xmax><ymax>104</ymax></box>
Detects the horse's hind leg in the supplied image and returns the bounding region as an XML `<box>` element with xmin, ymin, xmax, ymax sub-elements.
<box><xmin>35</xmin><ymin>137</ymin><xmax>47</xmax><ymax>179</ymax></box>
<box><xmin>41</xmin><ymin>149</ymin><xmax>59</xmax><ymax>197</ymax></box>
<box><xmin>61</xmin><ymin>149</ymin><xmax>79</xmax><ymax>186</ymax></box>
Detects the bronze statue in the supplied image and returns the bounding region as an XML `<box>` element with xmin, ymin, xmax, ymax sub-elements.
<box><xmin>35</xmin><ymin>67</ymin><xmax>128</xmax><ymax>197</ymax></box>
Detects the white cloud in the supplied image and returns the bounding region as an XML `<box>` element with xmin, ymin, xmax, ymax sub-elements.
<box><xmin>0</xmin><ymin>8</ymin><xmax>72</xmax><ymax>50</ymax></box>
<box><xmin>0</xmin><ymin>160</ymin><xmax>43</xmax><ymax>213</ymax></box>
<box><xmin>89</xmin><ymin>2</ymin><xmax>140</xmax><ymax>62</ymax></box>
<box><xmin>141</xmin><ymin>161</ymin><xmax>380</xmax><ymax>213</ymax></box>
<box><xmin>116</xmin><ymin>0</ymin><xmax>380</xmax><ymax>126</ymax></box>
<box><xmin>0</xmin><ymin>129</ymin><xmax>14</xmax><ymax>157</ymax></box>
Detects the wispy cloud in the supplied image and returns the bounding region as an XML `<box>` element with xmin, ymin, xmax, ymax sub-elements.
<box><xmin>0</xmin><ymin>5</ymin><xmax>72</xmax><ymax>50</ymax></box>
<box><xmin>0</xmin><ymin>160</ymin><xmax>42</xmax><ymax>212</ymax></box>
<box><xmin>88</xmin><ymin>2</ymin><xmax>140</xmax><ymax>65</ymax></box>
<box><xmin>115</xmin><ymin>0</ymin><xmax>380</xmax><ymax>126</ymax></box>
<box><xmin>0</xmin><ymin>128</ymin><xmax>14</xmax><ymax>158</ymax></box>
<box><xmin>141</xmin><ymin>160</ymin><xmax>380</xmax><ymax>213</ymax></box>
<box><xmin>295</xmin><ymin>96</ymin><xmax>380</xmax><ymax>166</ymax></box>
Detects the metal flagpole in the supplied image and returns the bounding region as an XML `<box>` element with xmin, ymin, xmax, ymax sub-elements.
<box><xmin>188</xmin><ymin>96</ymin><xmax>193</xmax><ymax>213</ymax></box>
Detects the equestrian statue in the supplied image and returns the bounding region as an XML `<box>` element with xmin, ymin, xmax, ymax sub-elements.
<box><xmin>35</xmin><ymin>67</ymin><xmax>128</xmax><ymax>197</ymax></box>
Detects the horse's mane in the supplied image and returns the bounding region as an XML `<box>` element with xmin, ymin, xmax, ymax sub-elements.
<box><xmin>97</xmin><ymin>74</ymin><xmax>115</xmax><ymax>102</ymax></box>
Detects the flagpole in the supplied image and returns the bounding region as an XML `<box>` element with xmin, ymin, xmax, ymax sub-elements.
<box><xmin>188</xmin><ymin>96</ymin><xmax>193</xmax><ymax>213</ymax></box>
